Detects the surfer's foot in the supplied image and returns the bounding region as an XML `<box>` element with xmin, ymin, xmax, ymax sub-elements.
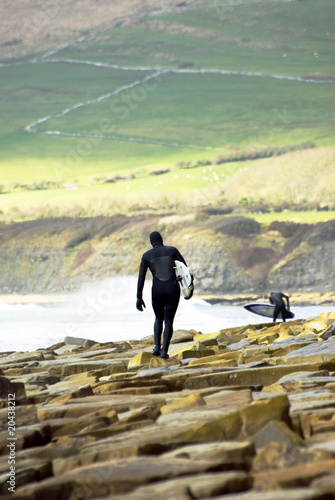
<box><xmin>152</xmin><ymin>347</ymin><xmax>161</xmax><ymax>356</ymax></box>
<box><xmin>160</xmin><ymin>351</ymin><xmax>169</xmax><ymax>359</ymax></box>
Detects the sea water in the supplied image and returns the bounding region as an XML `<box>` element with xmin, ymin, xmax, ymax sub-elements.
<box><xmin>0</xmin><ymin>276</ymin><xmax>334</xmax><ymax>353</ymax></box>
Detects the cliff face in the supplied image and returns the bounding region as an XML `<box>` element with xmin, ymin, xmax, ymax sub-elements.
<box><xmin>0</xmin><ymin>214</ymin><xmax>334</xmax><ymax>295</ymax></box>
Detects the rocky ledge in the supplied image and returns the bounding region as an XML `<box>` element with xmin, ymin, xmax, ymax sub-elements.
<box><xmin>1</xmin><ymin>313</ymin><xmax>335</xmax><ymax>500</ymax></box>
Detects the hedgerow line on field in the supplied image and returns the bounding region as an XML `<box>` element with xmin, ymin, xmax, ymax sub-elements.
<box><xmin>24</xmin><ymin>70</ymin><xmax>167</xmax><ymax>134</ymax></box>
<box><xmin>148</xmin><ymin>0</ymin><xmax>311</xmax><ymax>17</ymax></box>
<box><xmin>24</xmin><ymin>67</ymin><xmax>217</xmax><ymax>150</ymax></box>
<box><xmin>40</xmin><ymin>130</ymin><xmax>218</xmax><ymax>151</ymax></box>
<box><xmin>1</xmin><ymin>0</ymin><xmax>332</xmax><ymax>150</ymax></box>
<box><xmin>34</xmin><ymin>57</ymin><xmax>335</xmax><ymax>84</ymax></box>
<box><xmin>23</xmin><ymin>56</ymin><xmax>333</xmax><ymax>149</ymax></box>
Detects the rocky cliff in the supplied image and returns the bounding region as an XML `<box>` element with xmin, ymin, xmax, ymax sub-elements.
<box><xmin>0</xmin><ymin>214</ymin><xmax>334</xmax><ymax>296</ymax></box>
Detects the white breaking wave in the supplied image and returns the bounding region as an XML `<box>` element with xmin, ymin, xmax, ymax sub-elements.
<box><xmin>1</xmin><ymin>276</ymin><xmax>335</xmax><ymax>353</ymax></box>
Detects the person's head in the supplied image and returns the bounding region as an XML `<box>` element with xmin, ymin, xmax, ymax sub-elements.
<box><xmin>150</xmin><ymin>231</ymin><xmax>163</xmax><ymax>247</ymax></box>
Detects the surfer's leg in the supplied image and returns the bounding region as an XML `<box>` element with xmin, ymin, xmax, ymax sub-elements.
<box><xmin>273</xmin><ymin>304</ymin><xmax>280</xmax><ymax>322</ymax></box>
<box><xmin>152</xmin><ymin>284</ymin><xmax>165</xmax><ymax>355</ymax></box>
<box><xmin>152</xmin><ymin>302</ymin><xmax>164</xmax><ymax>355</ymax></box>
<box><xmin>161</xmin><ymin>320</ymin><xmax>173</xmax><ymax>358</ymax></box>
<box><xmin>161</xmin><ymin>292</ymin><xmax>180</xmax><ymax>358</ymax></box>
<box><xmin>153</xmin><ymin>317</ymin><xmax>163</xmax><ymax>355</ymax></box>
<box><xmin>281</xmin><ymin>305</ymin><xmax>286</xmax><ymax>322</ymax></box>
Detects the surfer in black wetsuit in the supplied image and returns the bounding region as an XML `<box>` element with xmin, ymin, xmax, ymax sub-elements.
<box><xmin>269</xmin><ymin>292</ymin><xmax>290</xmax><ymax>322</ymax></box>
<box><xmin>136</xmin><ymin>231</ymin><xmax>188</xmax><ymax>359</ymax></box>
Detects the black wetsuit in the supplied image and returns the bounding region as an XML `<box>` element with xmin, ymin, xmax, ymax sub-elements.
<box><xmin>269</xmin><ymin>292</ymin><xmax>290</xmax><ymax>322</ymax></box>
<box><xmin>136</xmin><ymin>232</ymin><xmax>187</xmax><ymax>357</ymax></box>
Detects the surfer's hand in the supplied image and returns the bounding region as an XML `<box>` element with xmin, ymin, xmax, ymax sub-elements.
<box><xmin>136</xmin><ymin>298</ymin><xmax>146</xmax><ymax>311</ymax></box>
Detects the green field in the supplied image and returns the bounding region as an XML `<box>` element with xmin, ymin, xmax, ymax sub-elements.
<box><xmin>0</xmin><ymin>0</ymin><xmax>334</xmax><ymax>219</ymax></box>
<box><xmin>59</xmin><ymin>1</ymin><xmax>334</xmax><ymax>76</ymax></box>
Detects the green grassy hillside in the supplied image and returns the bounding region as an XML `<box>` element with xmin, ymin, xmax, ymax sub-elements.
<box><xmin>0</xmin><ymin>0</ymin><xmax>334</xmax><ymax>219</ymax></box>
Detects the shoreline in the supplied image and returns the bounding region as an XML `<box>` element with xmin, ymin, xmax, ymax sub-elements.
<box><xmin>0</xmin><ymin>291</ymin><xmax>334</xmax><ymax>306</ymax></box>
<box><xmin>197</xmin><ymin>291</ymin><xmax>335</xmax><ymax>306</ymax></box>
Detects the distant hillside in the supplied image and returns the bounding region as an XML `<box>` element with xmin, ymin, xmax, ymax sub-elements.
<box><xmin>0</xmin><ymin>1</ymin><xmax>334</xmax><ymax>296</ymax></box>
<box><xmin>1</xmin><ymin>0</ymin><xmax>334</xmax><ymax>220</ymax></box>
<box><xmin>0</xmin><ymin>215</ymin><xmax>333</xmax><ymax>295</ymax></box>
<box><xmin>1</xmin><ymin>0</ymin><xmax>176</xmax><ymax>59</ymax></box>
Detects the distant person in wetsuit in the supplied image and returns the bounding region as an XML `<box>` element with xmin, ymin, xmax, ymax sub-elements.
<box><xmin>136</xmin><ymin>231</ymin><xmax>188</xmax><ymax>359</ymax></box>
<box><xmin>269</xmin><ymin>292</ymin><xmax>290</xmax><ymax>322</ymax></box>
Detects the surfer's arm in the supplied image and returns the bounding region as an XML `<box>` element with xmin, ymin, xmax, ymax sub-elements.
<box><xmin>282</xmin><ymin>293</ymin><xmax>290</xmax><ymax>309</ymax></box>
<box><xmin>136</xmin><ymin>257</ymin><xmax>148</xmax><ymax>299</ymax></box>
<box><xmin>175</xmin><ymin>248</ymin><xmax>194</xmax><ymax>285</ymax></box>
<box><xmin>175</xmin><ymin>249</ymin><xmax>187</xmax><ymax>267</ymax></box>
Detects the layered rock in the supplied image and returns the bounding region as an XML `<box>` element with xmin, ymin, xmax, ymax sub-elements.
<box><xmin>1</xmin><ymin>313</ymin><xmax>335</xmax><ymax>499</ymax></box>
<box><xmin>0</xmin><ymin>217</ymin><xmax>334</xmax><ymax>295</ymax></box>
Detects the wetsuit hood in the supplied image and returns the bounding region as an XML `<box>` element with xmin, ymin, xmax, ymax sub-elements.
<box><xmin>150</xmin><ymin>231</ymin><xmax>163</xmax><ymax>247</ymax></box>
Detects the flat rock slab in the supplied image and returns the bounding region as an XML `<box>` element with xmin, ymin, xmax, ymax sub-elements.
<box><xmin>184</xmin><ymin>362</ymin><xmax>329</xmax><ymax>390</ymax></box>
<box><xmin>0</xmin><ymin>460</ymin><xmax>52</xmax><ymax>494</ymax></box>
<box><xmin>253</xmin><ymin>458</ymin><xmax>335</xmax><ymax>490</ymax></box>
<box><xmin>0</xmin><ymin>423</ymin><xmax>52</xmax><ymax>453</ymax></box>
<box><xmin>203</xmin><ymin>388</ymin><xmax>252</xmax><ymax>410</ymax></box>
<box><xmin>36</xmin><ymin>393</ymin><xmax>169</xmax><ymax>420</ymax></box>
<box><xmin>161</xmin><ymin>441</ymin><xmax>255</xmax><ymax>469</ymax></box>
<box><xmin>284</xmin><ymin>340</ymin><xmax>335</xmax><ymax>360</ymax></box>
<box><xmin>89</xmin><ymin>471</ymin><xmax>252</xmax><ymax>500</ymax></box>
<box><xmin>312</xmin><ymin>473</ymin><xmax>335</xmax><ymax>495</ymax></box>
<box><xmin>15</xmin><ymin>456</ymin><xmax>244</xmax><ymax>499</ymax></box>
<box><xmin>206</xmin><ymin>488</ymin><xmax>330</xmax><ymax>500</ymax></box>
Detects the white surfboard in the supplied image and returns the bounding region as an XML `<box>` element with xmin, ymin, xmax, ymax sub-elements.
<box><xmin>174</xmin><ymin>260</ymin><xmax>194</xmax><ymax>300</ymax></box>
